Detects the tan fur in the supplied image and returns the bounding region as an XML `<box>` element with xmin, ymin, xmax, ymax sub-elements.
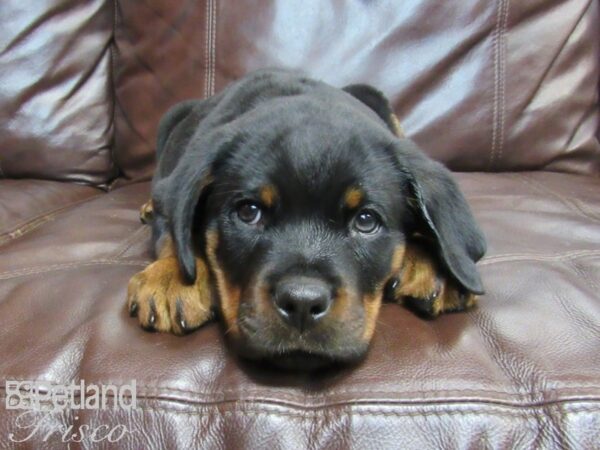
<box><xmin>259</xmin><ymin>185</ymin><xmax>278</xmax><ymax>208</ymax></box>
<box><xmin>157</xmin><ymin>234</ymin><xmax>176</xmax><ymax>259</ymax></box>
<box><xmin>361</xmin><ymin>245</ymin><xmax>405</xmax><ymax>340</ymax></box>
<box><xmin>344</xmin><ymin>187</ymin><xmax>363</xmax><ymax>209</ymax></box>
<box><xmin>362</xmin><ymin>291</ymin><xmax>383</xmax><ymax>340</ymax></box>
<box><xmin>126</xmin><ymin>235</ymin><xmax>213</xmax><ymax>334</ymax></box>
<box><xmin>205</xmin><ymin>230</ymin><xmax>241</xmax><ymax>335</ymax></box>
<box><xmin>392</xmin><ymin>241</ymin><xmax>477</xmax><ymax>316</ymax></box>
<box><xmin>329</xmin><ymin>286</ymin><xmax>352</xmax><ymax>321</ymax></box>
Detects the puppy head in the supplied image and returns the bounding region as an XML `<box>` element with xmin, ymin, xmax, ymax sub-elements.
<box><xmin>157</xmin><ymin>72</ymin><xmax>485</xmax><ymax>369</ymax></box>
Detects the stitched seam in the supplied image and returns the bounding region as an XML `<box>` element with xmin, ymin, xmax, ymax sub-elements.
<box><xmin>481</xmin><ymin>249</ymin><xmax>600</xmax><ymax>262</ymax></box>
<box><xmin>489</xmin><ymin>0</ymin><xmax>502</xmax><ymax>168</ymax></box>
<box><xmin>203</xmin><ymin>0</ymin><xmax>211</xmax><ymax>98</ymax></box>
<box><xmin>210</xmin><ymin>0</ymin><xmax>217</xmax><ymax>96</ymax></box>
<box><xmin>93</xmin><ymin>404</ymin><xmax>600</xmax><ymax>418</ymax></box>
<box><xmin>0</xmin><ymin>395</ymin><xmax>597</xmax><ymax>418</ymax></box>
<box><xmin>1</xmin><ymin>251</ymin><xmax>597</xmax><ymax>281</ymax></box>
<box><xmin>0</xmin><ymin>194</ymin><xmax>102</xmax><ymax>247</ymax></box>
<box><xmin>0</xmin><ymin>194</ymin><xmax>99</xmax><ymax>240</ymax></box>
<box><xmin>2</xmin><ymin>377</ymin><xmax>599</xmax><ymax>404</ymax></box>
<box><xmin>497</xmin><ymin>0</ymin><xmax>509</xmax><ymax>162</ymax></box>
<box><xmin>107</xmin><ymin>0</ymin><xmax>120</xmax><ymax>184</ymax></box>
<box><xmin>0</xmin><ymin>259</ymin><xmax>150</xmax><ymax>280</ymax></box>
<box><xmin>112</xmin><ymin>225</ymin><xmax>149</xmax><ymax>258</ymax></box>
<box><xmin>479</xmin><ymin>250</ymin><xmax>600</xmax><ymax>265</ymax></box>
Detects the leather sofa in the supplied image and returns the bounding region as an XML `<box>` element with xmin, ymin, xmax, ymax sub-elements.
<box><xmin>1</xmin><ymin>1</ymin><xmax>599</xmax><ymax>448</ymax></box>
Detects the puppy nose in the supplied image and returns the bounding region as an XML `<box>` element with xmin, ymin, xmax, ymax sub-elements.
<box><xmin>273</xmin><ymin>277</ymin><xmax>332</xmax><ymax>331</ymax></box>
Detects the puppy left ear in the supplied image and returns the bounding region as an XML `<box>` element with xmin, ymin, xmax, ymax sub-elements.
<box><xmin>342</xmin><ymin>84</ymin><xmax>404</xmax><ymax>137</ymax></box>
<box><xmin>392</xmin><ymin>139</ymin><xmax>487</xmax><ymax>295</ymax></box>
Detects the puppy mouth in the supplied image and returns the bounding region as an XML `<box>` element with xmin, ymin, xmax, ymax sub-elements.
<box><xmin>258</xmin><ymin>351</ymin><xmax>338</xmax><ymax>371</ymax></box>
<box><xmin>234</xmin><ymin>318</ymin><xmax>368</xmax><ymax>370</ymax></box>
<box><xmin>238</xmin><ymin>344</ymin><xmax>368</xmax><ymax>371</ymax></box>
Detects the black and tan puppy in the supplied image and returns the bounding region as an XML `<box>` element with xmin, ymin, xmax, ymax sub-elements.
<box><xmin>127</xmin><ymin>69</ymin><xmax>486</xmax><ymax>369</ymax></box>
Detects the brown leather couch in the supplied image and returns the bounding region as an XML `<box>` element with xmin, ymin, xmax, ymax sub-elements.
<box><xmin>1</xmin><ymin>1</ymin><xmax>599</xmax><ymax>448</ymax></box>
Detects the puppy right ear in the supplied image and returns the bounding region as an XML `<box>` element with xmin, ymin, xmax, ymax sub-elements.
<box><xmin>342</xmin><ymin>84</ymin><xmax>404</xmax><ymax>137</ymax></box>
<box><xmin>391</xmin><ymin>139</ymin><xmax>487</xmax><ymax>294</ymax></box>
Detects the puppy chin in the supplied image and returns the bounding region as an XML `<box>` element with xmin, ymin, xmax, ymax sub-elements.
<box><xmin>230</xmin><ymin>329</ymin><xmax>370</xmax><ymax>371</ymax></box>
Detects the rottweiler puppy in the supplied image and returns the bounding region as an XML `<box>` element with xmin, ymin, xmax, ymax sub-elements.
<box><xmin>127</xmin><ymin>69</ymin><xmax>486</xmax><ymax>369</ymax></box>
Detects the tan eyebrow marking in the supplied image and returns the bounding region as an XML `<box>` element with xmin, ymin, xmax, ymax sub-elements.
<box><xmin>344</xmin><ymin>187</ymin><xmax>364</xmax><ymax>209</ymax></box>
<box><xmin>259</xmin><ymin>185</ymin><xmax>278</xmax><ymax>208</ymax></box>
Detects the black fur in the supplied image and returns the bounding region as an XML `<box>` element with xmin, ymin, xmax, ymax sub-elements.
<box><xmin>150</xmin><ymin>68</ymin><xmax>486</xmax><ymax>366</ymax></box>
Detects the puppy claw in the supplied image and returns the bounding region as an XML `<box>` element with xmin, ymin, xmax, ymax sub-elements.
<box><xmin>384</xmin><ymin>278</ymin><xmax>400</xmax><ymax>301</ymax></box>
<box><xmin>129</xmin><ymin>301</ymin><xmax>138</xmax><ymax>317</ymax></box>
<box><xmin>175</xmin><ymin>299</ymin><xmax>189</xmax><ymax>333</ymax></box>
<box><xmin>148</xmin><ymin>301</ymin><xmax>157</xmax><ymax>326</ymax></box>
<box><xmin>425</xmin><ymin>278</ymin><xmax>442</xmax><ymax>302</ymax></box>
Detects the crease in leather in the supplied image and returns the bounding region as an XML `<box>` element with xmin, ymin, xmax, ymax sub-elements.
<box><xmin>554</xmin><ymin>269</ymin><xmax>600</xmax><ymax>337</ymax></box>
<box><xmin>116</xmin><ymin>96</ymin><xmax>154</xmax><ymax>148</ymax></box>
<box><xmin>509</xmin><ymin>173</ymin><xmax>600</xmax><ymax>222</ymax></box>
<box><xmin>470</xmin><ymin>308</ymin><xmax>534</xmax><ymax>396</ymax></box>
<box><xmin>0</xmin><ymin>193</ymin><xmax>103</xmax><ymax>247</ymax></box>
<box><xmin>143</xmin><ymin>0</ymin><xmax>195</xmax><ymax>43</ymax></box>
<box><xmin>563</xmin><ymin>101</ymin><xmax>598</xmax><ymax>151</ymax></box>
<box><xmin>515</xmin><ymin>0</ymin><xmax>595</xmax><ymax>120</ymax></box>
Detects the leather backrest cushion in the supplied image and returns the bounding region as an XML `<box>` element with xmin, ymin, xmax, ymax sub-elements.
<box><xmin>114</xmin><ymin>0</ymin><xmax>600</xmax><ymax>180</ymax></box>
<box><xmin>0</xmin><ymin>0</ymin><xmax>115</xmax><ymax>186</ymax></box>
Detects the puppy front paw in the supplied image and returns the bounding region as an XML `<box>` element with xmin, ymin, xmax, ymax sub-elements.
<box><xmin>388</xmin><ymin>242</ymin><xmax>477</xmax><ymax>318</ymax></box>
<box><xmin>126</xmin><ymin>257</ymin><xmax>213</xmax><ymax>334</ymax></box>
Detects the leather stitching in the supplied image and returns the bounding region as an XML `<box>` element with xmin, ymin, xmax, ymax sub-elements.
<box><xmin>203</xmin><ymin>0</ymin><xmax>217</xmax><ymax>98</ymax></box>
<box><xmin>0</xmin><ymin>390</ymin><xmax>598</xmax><ymax>417</ymax></box>
<box><xmin>203</xmin><ymin>0</ymin><xmax>210</xmax><ymax>98</ymax></box>
<box><xmin>112</xmin><ymin>225</ymin><xmax>150</xmax><ymax>258</ymax></box>
<box><xmin>1</xmin><ymin>250</ymin><xmax>597</xmax><ymax>281</ymax></box>
<box><xmin>497</xmin><ymin>0</ymin><xmax>509</xmax><ymax>163</ymax></box>
<box><xmin>489</xmin><ymin>0</ymin><xmax>509</xmax><ymax>169</ymax></box>
<box><xmin>210</xmin><ymin>0</ymin><xmax>217</xmax><ymax>96</ymax></box>
<box><xmin>489</xmin><ymin>0</ymin><xmax>501</xmax><ymax>168</ymax></box>
<box><xmin>102</xmin><ymin>405</ymin><xmax>600</xmax><ymax>418</ymax></box>
<box><xmin>2</xmin><ymin>378</ymin><xmax>599</xmax><ymax>404</ymax></box>
<box><xmin>107</xmin><ymin>0</ymin><xmax>119</xmax><ymax>183</ymax></box>
<box><xmin>479</xmin><ymin>250</ymin><xmax>600</xmax><ymax>265</ymax></box>
<box><xmin>0</xmin><ymin>260</ymin><xmax>150</xmax><ymax>280</ymax></box>
<box><xmin>0</xmin><ymin>194</ymin><xmax>102</xmax><ymax>247</ymax></box>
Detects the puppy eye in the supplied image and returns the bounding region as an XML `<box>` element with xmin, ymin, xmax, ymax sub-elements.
<box><xmin>352</xmin><ymin>209</ymin><xmax>381</xmax><ymax>234</ymax></box>
<box><xmin>236</xmin><ymin>202</ymin><xmax>262</xmax><ymax>225</ymax></box>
